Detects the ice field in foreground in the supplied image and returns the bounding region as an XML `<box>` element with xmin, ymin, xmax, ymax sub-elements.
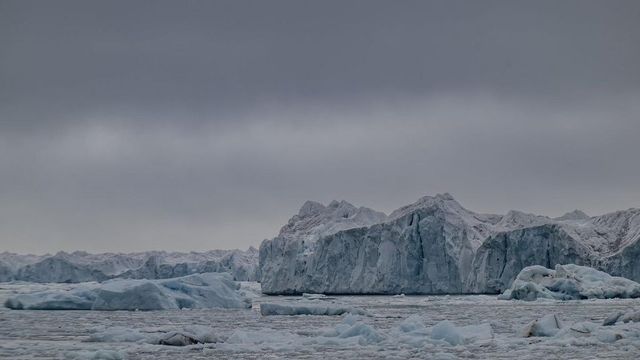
<box><xmin>2</xmin><ymin>282</ymin><xmax>640</xmax><ymax>359</ymax></box>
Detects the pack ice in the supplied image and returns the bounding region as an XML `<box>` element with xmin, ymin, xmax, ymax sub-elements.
<box><xmin>4</xmin><ymin>272</ymin><xmax>251</xmax><ymax>310</ymax></box>
<box><xmin>260</xmin><ymin>193</ymin><xmax>640</xmax><ymax>294</ymax></box>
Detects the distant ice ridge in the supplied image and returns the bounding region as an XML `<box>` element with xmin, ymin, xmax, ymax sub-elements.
<box><xmin>0</xmin><ymin>247</ymin><xmax>259</xmax><ymax>283</ymax></box>
<box><xmin>260</xmin><ymin>193</ymin><xmax>640</xmax><ymax>294</ymax></box>
<box><xmin>4</xmin><ymin>272</ymin><xmax>251</xmax><ymax>310</ymax></box>
<box><xmin>498</xmin><ymin>264</ymin><xmax>640</xmax><ymax>301</ymax></box>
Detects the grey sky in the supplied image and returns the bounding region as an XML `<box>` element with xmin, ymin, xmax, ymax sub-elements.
<box><xmin>1</xmin><ymin>0</ymin><xmax>639</xmax><ymax>253</ymax></box>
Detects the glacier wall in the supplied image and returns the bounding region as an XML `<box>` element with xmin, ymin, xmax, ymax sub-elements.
<box><xmin>260</xmin><ymin>195</ymin><xmax>640</xmax><ymax>295</ymax></box>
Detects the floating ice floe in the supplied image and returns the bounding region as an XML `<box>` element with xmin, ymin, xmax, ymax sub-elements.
<box><xmin>64</xmin><ymin>350</ymin><xmax>125</xmax><ymax>360</ymax></box>
<box><xmin>86</xmin><ymin>325</ymin><xmax>221</xmax><ymax>346</ymax></box>
<box><xmin>521</xmin><ymin>314</ymin><xmax>563</xmax><ymax>337</ymax></box>
<box><xmin>601</xmin><ymin>310</ymin><xmax>640</xmax><ymax>326</ymax></box>
<box><xmin>85</xmin><ymin>327</ymin><xmax>148</xmax><ymax>343</ymax></box>
<box><xmin>260</xmin><ymin>303</ymin><xmax>370</xmax><ymax>316</ymax></box>
<box><xmin>4</xmin><ymin>272</ymin><xmax>251</xmax><ymax>310</ymax></box>
<box><xmin>520</xmin><ymin>312</ymin><xmax>640</xmax><ymax>345</ymax></box>
<box><xmin>498</xmin><ymin>264</ymin><xmax>640</xmax><ymax>301</ymax></box>
<box><xmin>390</xmin><ymin>315</ymin><xmax>493</xmax><ymax>346</ymax></box>
<box><xmin>430</xmin><ymin>320</ymin><xmax>493</xmax><ymax>345</ymax></box>
<box><xmin>301</xmin><ymin>293</ymin><xmax>335</xmax><ymax>300</ymax></box>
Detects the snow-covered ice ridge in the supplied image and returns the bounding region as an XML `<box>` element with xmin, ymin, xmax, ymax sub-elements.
<box><xmin>0</xmin><ymin>247</ymin><xmax>259</xmax><ymax>283</ymax></box>
<box><xmin>260</xmin><ymin>193</ymin><xmax>640</xmax><ymax>294</ymax></box>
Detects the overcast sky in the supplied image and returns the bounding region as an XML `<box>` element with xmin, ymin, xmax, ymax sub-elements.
<box><xmin>1</xmin><ymin>0</ymin><xmax>639</xmax><ymax>254</ymax></box>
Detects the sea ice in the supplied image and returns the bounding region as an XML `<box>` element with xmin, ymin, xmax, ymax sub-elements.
<box><xmin>213</xmin><ymin>313</ymin><xmax>494</xmax><ymax>354</ymax></box>
<box><xmin>518</xmin><ymin>311</ymin><xmax>640</xmax><ymax>345</ymax></box>
<box><xmin>430</xmin><ymin>320</ymin><xmax>493</xmax><ymax>345</ymax></box>
<box><xmin>430</xmin><ymin>321</ymin><xmax>465</xmax><ymax>345</ymax></box>
<box><xmin>85</xmin><ymin>327</ymin><xmax>148</xmax><ymax>343</ymax></box>
<box><xmin>603</xmin><ymin>311</ymin><xmax>625</xmax><ymax>326</ymax></box>
<box><xmin>65</xmin><ymin>350</ymin><xmax>125</xmax><ymax>360</ymax></box>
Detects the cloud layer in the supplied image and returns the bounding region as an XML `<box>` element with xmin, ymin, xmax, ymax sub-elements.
<box><xmin>1</xmin><ymin>1</ymin><xmax>639</xmax><ymax>252</ymax></box>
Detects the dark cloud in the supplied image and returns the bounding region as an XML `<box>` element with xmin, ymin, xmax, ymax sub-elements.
<box><xmin>0</xmin><ymin>1</ymin><xmax>639</xmax><ymax>252</ymax></box>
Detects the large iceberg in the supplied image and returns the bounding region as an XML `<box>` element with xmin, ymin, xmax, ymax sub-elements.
<box><xmin>4</xmin><ymin>272</ymin><xmax>251</xmax><ymax>310</ymax></box>
<box><xmin>498</xmin><ymin>264</ymin><xmax>640</xmax><ymax>301</ymax></box>
<box><xmin>260</xmin><ymin>193</ymin><xmax>640</xmax><ymax>294</ymax></box>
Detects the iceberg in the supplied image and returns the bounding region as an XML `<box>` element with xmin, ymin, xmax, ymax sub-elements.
<box><xmin>4</xmin><ymin>286</ymin><xmax>97</xmax><ymax>310</ymax></box>
<box><xmin>4</xmin><ymin>272</ymin><xmax>251</xmax><ymax>310</ymax></box>
<box><xmin>499</xmin><ymin>264</ymin><xmax>640</xmax><ymax>301</ymax></box>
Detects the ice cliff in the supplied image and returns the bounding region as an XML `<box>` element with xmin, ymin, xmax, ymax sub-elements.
<box><xmin>260</xmin><ymin>194</ymin><xmax>640</xmax><ymax>294</ymax></box>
